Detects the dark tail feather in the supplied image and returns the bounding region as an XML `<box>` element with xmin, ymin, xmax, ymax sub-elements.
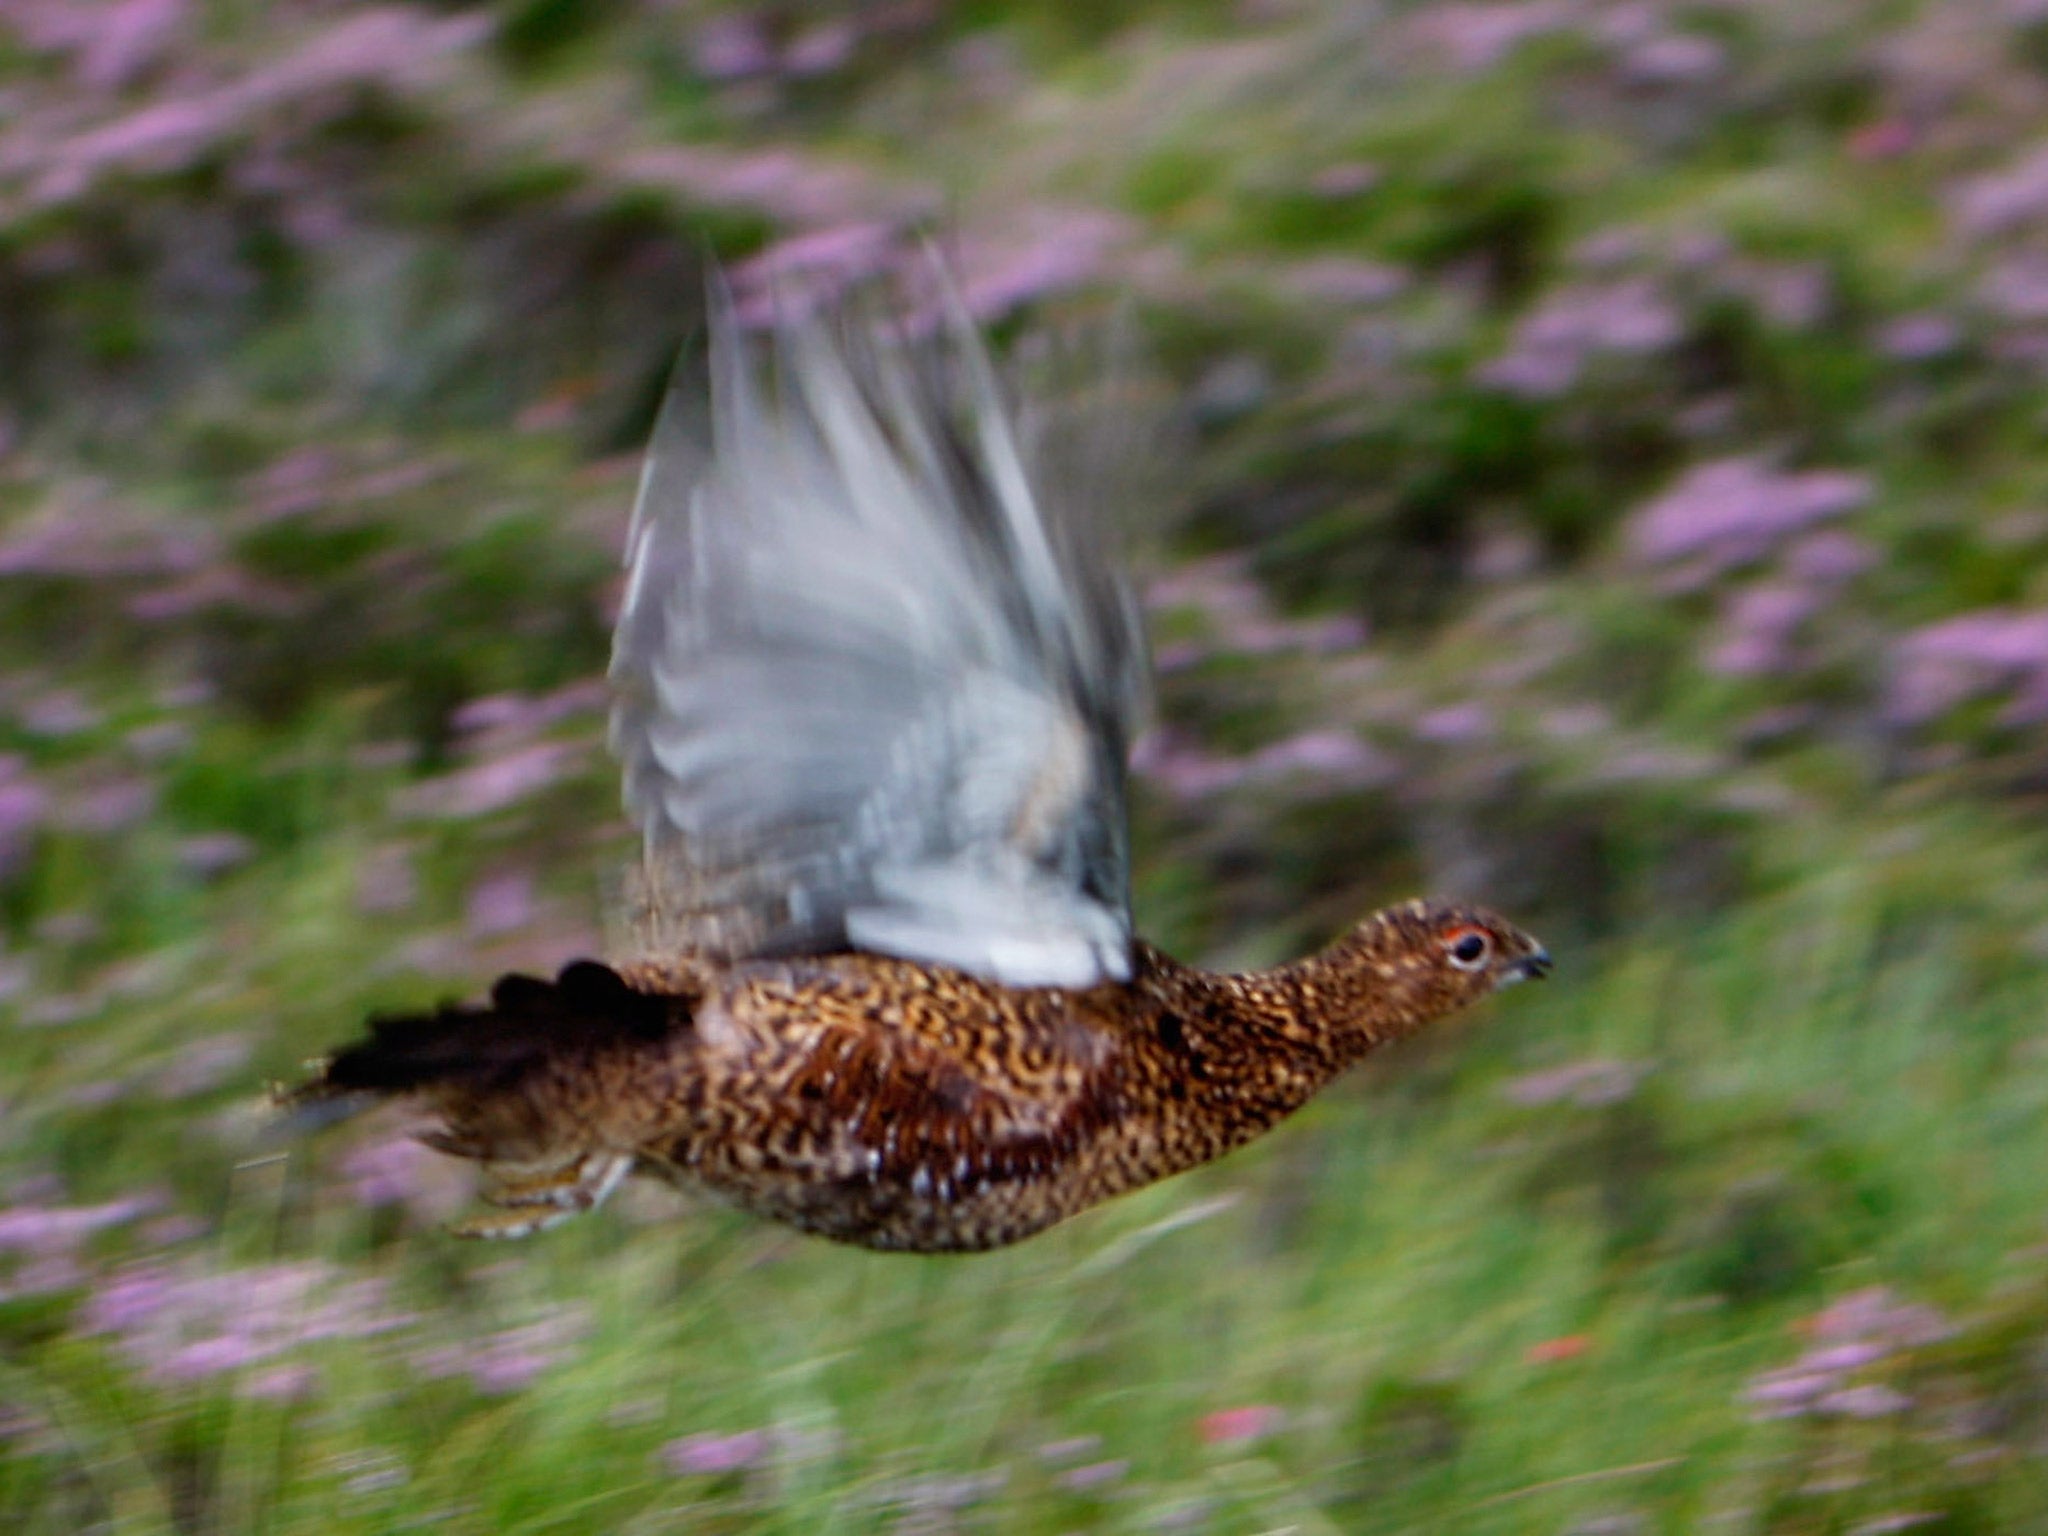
<box><xmin>283</xmin><ymin>961</ymin><xmax>672</xmax><ymax>1112</ymax></box>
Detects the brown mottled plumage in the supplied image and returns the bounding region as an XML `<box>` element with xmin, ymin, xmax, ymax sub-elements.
<box><xmin>288</xmin><ymin>276</ymin><xmax>1549</xmax><ymax>1253</ymax></box>
<box><xmin>305</xmin><ymin>903</ymin><xmax>1546</xmax><ymax>1251</ymax></box>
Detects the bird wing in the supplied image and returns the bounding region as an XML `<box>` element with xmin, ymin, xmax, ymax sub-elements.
<box><xmin>608</xmin><ymin>276</ymin><xmax>1149</xmax><ymax>989</ymax></box>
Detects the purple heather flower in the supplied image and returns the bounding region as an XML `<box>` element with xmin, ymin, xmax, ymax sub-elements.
<box><xmin>1809</xmin><ymin>1288</ymin><xmax>1951</xmax><ymax>1349</ymax></box>
<box><xmin>468</xmin><ymin>1340</ymin><xmax>562</xmax><ymax>1396</ymax></box>
<box><xmin>1707</xmin><ymin>583</ymin><xmax>1819</xmax><ymax>677</ymax></box>
<box><xmin>0</xmin><ymin>1253</ymin><xmax>84</xmax><ymax>1299</ymax></box>
<box><xmin>1281</xmin><ymin>257</ymin><xmax>1408</xmax><ymax>307</ymax></box>
<box><xmin>141</xmin><ymin>1214</ymin><xmax>204</xmax><ymax>1247</ymax></box>
<box><xmin>0</xmin><ymin>1196</ymin><xmax>155</xmax><ymax>1254</ymax></box>
<box><xmin>1743</xmin><ymin>1288</ymin><xmax>1950</xmax><ymax>1422</ymax></box>
<box><xmin>1818</xmin><ymin>1384</ymin><xmax>1911</xmax><ymax>1419</ymax></box>
<box><xmin>1783</xmin><ymin>531</ymin><xmax>1876</xmax><ymax>585</ymax></box>
<box><xmin>1889</xmin><ymin>608</ymin><xmax>2048</xmax><ymax>724</ymax></box>
<box><xmin>241</xmin><ymin>1363</ymin><xmax>318</xmax><ymax>1401</ymax></box>
<box><xmin>127</xmin><ymin>568</ymin><xmax>293</xmax><ymax>622</ymax></box>
<box><xmin>1298</xmin><ymin>614</ymin><xmax>1370</xmax><ymax>653</ymax></box>
<box><xmin>400</xmin><ymin>742</ymin><xmax>577</xmax><ymax>820</ymax></box>
<box><xmin>341</xmin><ymin>1137</ymin><xmax>434</xmax><ymax>1210</ymax></box>
<box><xmin>1877</xmin><ymin>313</ymin><xmax>1961</xmax><ymax>361</ymax></box>
<box><xmin>1132</xmin><ymin>726</ymin><xmax>1396</xmax><ymax>802</ymax></box>
<box><xmin>1950</xmin><ymin>145</ymin><xmax>2048</xmax><ymax>238</ymax></box>
<box><xmin>1571</xmin><ymin>227</ymin><xmax>1649</xmax><ymax>270</ymax></box>
<box><xmin>56</xmin><ymin>777</ymin><xmax>156</xmax><ymax>834</ymax></box>
<box><xmin>20</xmin><ymin>692</ymin><xmax>101</xmax><ymax>737</ymax></box>
<box><xmin>948</xmin><ymin>212</ymin><xmax>1126</xmax><ymax>322</ymax></box>
<box><xmin>1975</xmin><ymin>255</ymin><xmax>2048</xmax><ymax>322</ymax></box>
<box><xmin>1151</xmin><ymin>640</ymin><xmax>1210</xmax><ymax>674</ymax></box>
<box><xmin>1726</xmin><ymin>261</ymin><xmax>1831</xmax><ymax>330</ymax></box>
<box><xmin>662</xmin><ymin>1429</ymin><xmax>772</xmax><ymax>1477</ymax></box>
<box><xmin>161</xmin><ymin>1334</ymin><xmax>268</xmax><ymax>1382</ymax></box>
<box><xmin>355</xmin><ymin>843</ymin><xmax>419</xmax><ymax>914</ymax></box>
<box><xmin>73</xmin><ymin>0</ymin><xmax>187</xmax><ymax>91</ymax></box>
<box><xmin>1618</xmin><ymin>32</ymin><xmax>1725</xmax><ymax>86</ymax></box>
<box><xmin>1250</xmin><ymin>729</ymin><xmax>1397</xmax><ymax>786</ymax></box>
<box><xmin>449</xmin><ymin>681</ymin><xmax>606</xmax><ymax>744</ymax></box>
<box><xmin>1130</xmin><ymin>730</ymin><xmax>1255</xmax><ymax>800</ymax></box>
<box><xmin>1627</xmin><ymin>457</ymin><xmax>1871</xmax><ymax>583</ymax></box>
<box><xmin>413</xmin><ymin>1310</ymin><xmax>587</xmax><ymax>1395</ymax></box>
<box><xmin>692</xmin><ymin>14</ymin><xmax>773</xmax><ymax>80</ymax></box>
<box><xmin>29</xmin><ymin>10</ymin><xmax>485</xmax><ymax>209</ymax></box>
<box><xmin>1803</xmin><ymin>1342</ymin><xmax>1888</xmax><ymax>1374</ymax></box>
<box><xmin>1145</xmin><ymin>556</ymin><xmax>1367</xmax><ymax>657</ymax></box>
<box><xmin>245</xmin><ymin>446</ymin><xmax>337</xmax><ymax>523</ymax></box>
<box><xmin>1748</xmin><ymin>1368</ymin><xmax>1837</xmax><ymax>1417</ymax></box>
<box><xmin>152</xmin><ymin>1034</ymin><xmax>251</xmax><ymax>1099</ymax></box>
<box><xmin>84</xmin><ymin>1258</ymin><xmax>408</xmax><ymax>1387</ymax></box>
<box><xmin>1478</xmin><ymin>277</ymin><xmax>1681</xmax><ymax>399</ymax></box>
<box><xmin>1056</xmin><ymin>1458</ymin><xmax>1129</xmax><ymax>1494</ymax></box>
<box><xmin>1036</xmin><ymin>1434</ymin><xmax>1104</xmax><ymax>1465</ymax></box>
<box><xmin>1910</xmin><ymin>610</ymin><xmax>2048</xmax><ymax>668</ymax></box>
<box><xmin>175</xmin><ymin>833</ymin><xmax>254</xmax><ymax>879</ymax></box>
<box><xmin>1476</xmin><ymin>347</ymin><xmax>1580</xmax><ymax>399</ymax></box>
<box><xmin>1405</xmin><ymin>1</ymin><xmax>1576</xmax><ymax>73</ymax></box>
<box><xmin>466</xmin><ymin>870</ymin><xmax>537</xmax><ymax>937</ymax></box>
<box><xmin>83</xmin><ymin>1264</ymin><xmax>177</xmax><ymax>1334</ymax></box>
<box><xmin>734</xmin><ymin>223</ymin><xmax>896</xmax><ymax>314</ymax></box>
<box><xmin>1414</xmin><ymin>703</ymin><xmax>1494</xmax><ymax>745</ymax></box>
<box><xmin>784</xmin><ymin>20</ymin><xmax>856</xmax><ymax>77</ymax></box>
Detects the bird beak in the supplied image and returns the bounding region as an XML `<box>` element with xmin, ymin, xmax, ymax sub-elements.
<box><xmin>1512</xmin><ymin>947</ymin><xmax>1553</xmax><ymax>983</ymax></box>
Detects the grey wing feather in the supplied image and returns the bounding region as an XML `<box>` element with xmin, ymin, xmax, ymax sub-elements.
<box><xmin>608</xmin><ymin>275</ymin><xmax>1148</xmax><ymax>988</ymax></box>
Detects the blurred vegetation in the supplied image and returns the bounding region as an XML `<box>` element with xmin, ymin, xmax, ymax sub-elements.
<box><xmin>7</xmin><ymin>0</ymin><xmax>2048</xmax><ymax>1530</ymax></box>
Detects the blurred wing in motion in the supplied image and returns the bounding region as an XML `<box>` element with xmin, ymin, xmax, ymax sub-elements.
<box><xmin>608</xmin><ymin>277</ymin><xmax>1150</xmax><ymax>988</ymax></box>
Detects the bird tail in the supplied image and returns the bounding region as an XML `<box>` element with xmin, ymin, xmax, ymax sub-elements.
<box><xmin>276</xmin><ymin>960</ymin><xmax>673</xmax><ymax>1124</ymax></box>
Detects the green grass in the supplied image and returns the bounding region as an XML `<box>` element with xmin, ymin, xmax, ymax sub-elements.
<box><xmin>7</xmin><ymin>780</ymin><xmax>2048</xmax><ymax>1533</ymax></box>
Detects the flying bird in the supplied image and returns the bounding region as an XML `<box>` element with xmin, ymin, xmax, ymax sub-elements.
<box><xmin>287</xmin><ymin>280</ymin><xmax>1549</xmax><ymax>1253</ymax></box>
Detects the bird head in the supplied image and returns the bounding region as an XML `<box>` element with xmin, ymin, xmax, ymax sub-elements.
<box><xmin>1319</xmin><ymin>899</ymin><xmax>1550</xmax><ymax>1048</ymax></box>
<box><xmin>1427</xmin><ymin>902</ymin><xmax>1551</xmax><ymax>987</ymax></box>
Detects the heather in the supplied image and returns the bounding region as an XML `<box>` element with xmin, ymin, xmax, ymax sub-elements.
<box><xmin>5</xmin><ymin>0</ymin><xmax>2048</xmax><ymax>1530</ymax></box>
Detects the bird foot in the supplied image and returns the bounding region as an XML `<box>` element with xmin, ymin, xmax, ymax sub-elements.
<box><xmin>450</xmin><ymin>1152</ymin><xmax>632</xmax><ymax>1239</ymax></box>
<box><xmin>417</xmin><ymin>1127</ymin><xmax>490</xmax><ymax>1159</ymax></box>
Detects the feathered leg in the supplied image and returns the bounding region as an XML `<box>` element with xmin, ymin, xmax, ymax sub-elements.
<box><xmin>451</xmin><ymin>1151</ymin><xmax>634</xmax><ymax>1239</ymax></box>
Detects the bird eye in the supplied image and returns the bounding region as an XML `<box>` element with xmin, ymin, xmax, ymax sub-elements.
<box><xmin>1445</xmin><ymin>927</ymin><xmax>1491</xmax><ymax>970</ymax></box>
